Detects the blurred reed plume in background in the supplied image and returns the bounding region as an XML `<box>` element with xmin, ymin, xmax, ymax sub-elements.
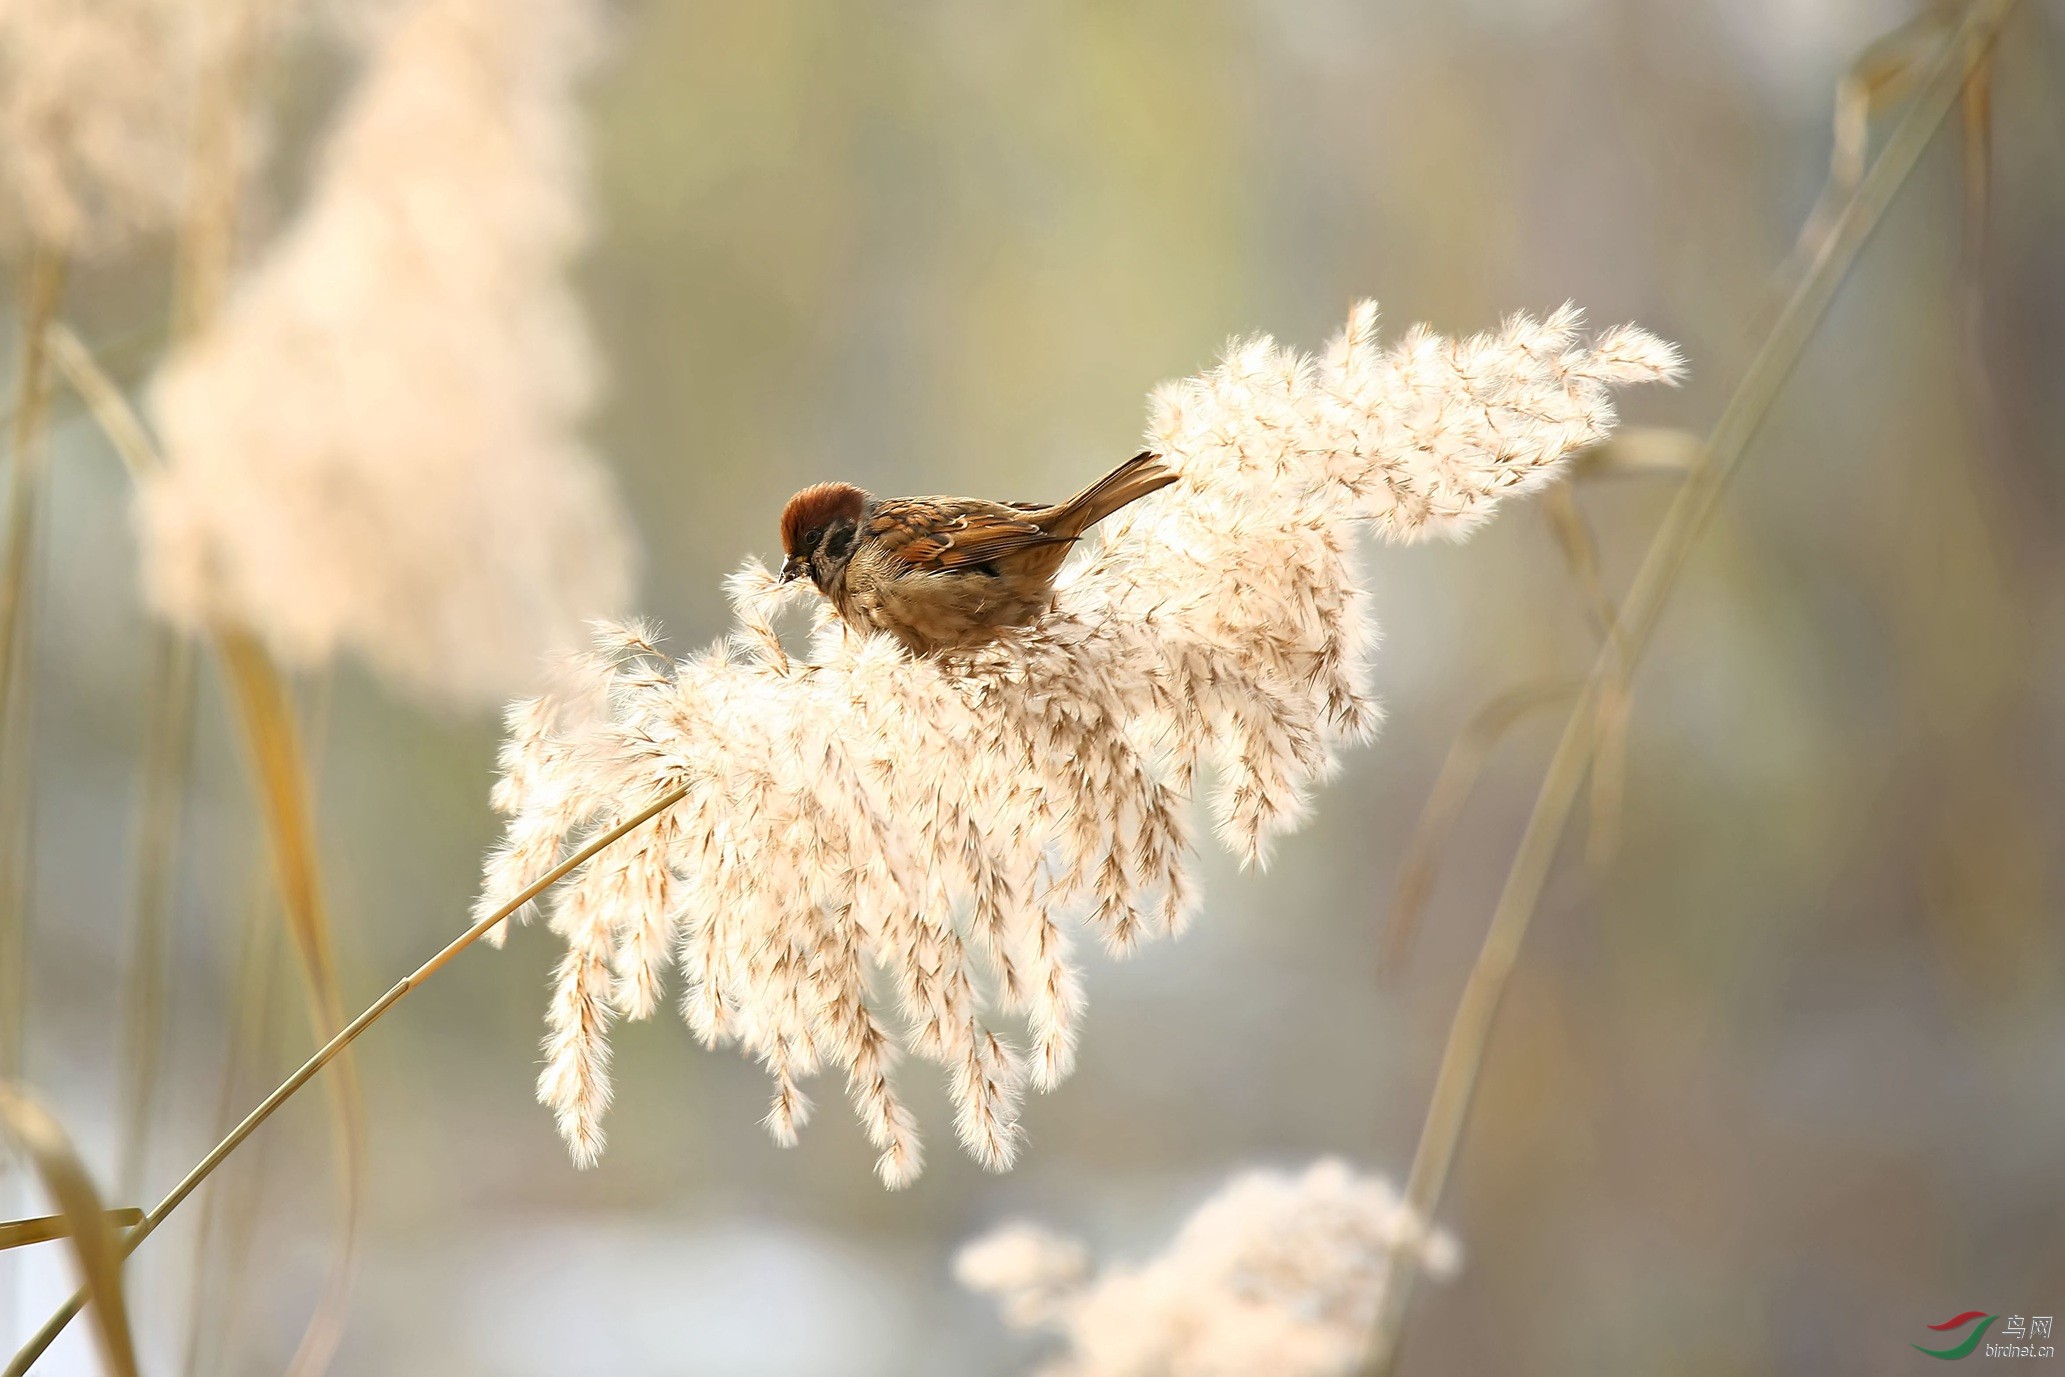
<box><xmin>957</xmin><ymin>1158</ymin><xmax>1458</xmax><ymax>1377</ymax></box>
<box><xmin>477</xmin><ymin>304</ymin><xmax>1677</xmax><ymax>1182</ymax></box>
<box><xmin>139</xmin><ymin>0</ymin><xmax>635</xmax><ymax>707</ymax></box>
<box><xmin>3</xmin><ymin>0</ymin><xmax>639</xmax><ymax>1368</ymax></box>
<box><xmin>0</xmin><ymin>0</ymin><xmax>193</xmax><ymax>254</ymax></box>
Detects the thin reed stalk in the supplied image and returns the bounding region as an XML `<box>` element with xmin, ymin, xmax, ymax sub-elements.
<box><xmin>4</xmin><ymin>783</ymin><xmax>693</xmax><ymax>1376</ymax></box>
<box><xmin>182</xmin><ymin>861</ymin><xmax>284</xmax><ymax>1377</ymax></box>
<box><xmin>116</xmin><ymin>626</ymin><xmax>197</xmax><ymax>1200</ymax></box>
<box><xmin>0</xmin><ymin>247</ymin><xmax>65</xmax><ymax>743</ymax></box>
<box><xmin>1537</xmin><ymin>487</ymin><xmax>1631</xmax><ymax>869</ymax></box>
<box><xmin>0</xmin><ymin>1209</ymin><xmax>143</xmax><ymax>1251</ymax></box>
<box><xmin>0</xmin><ymin>326</ymin><xmax>165</xmax><ymax>442</ymax></box>
<box><xmin>0</xmin><ymin>255</ymin><xmax>65</xmax><ymax>1347</ymax></box>
<box><xmin>0</xmin><ymin>246</ymin><xmax>65</xmax><ymax>1092</ymax></box>
<box><xmin>1379</xmin><ymin>681</ymin><xmax>1575</xmax><ymax>976</ymax></box>
<box><xmin>1361</xmin><ymin>4</ymin><xmax>2020</xmax><ymax>1370</ymax></box>
<box><xmin>1782</xmin><ymin>9</ymin><xmax>1946</xmax><ymax>289</ymax></box>
<box><xmin>45</xmin><ymin>326</ymin><xmax>155</xmax><ymax>480</ymax></box>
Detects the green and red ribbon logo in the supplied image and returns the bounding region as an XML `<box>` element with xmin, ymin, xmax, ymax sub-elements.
<box><xmin>1915</xmin><ymin>1312</ymin><xmax>1996</xmax><ymax>1360</ymax></box>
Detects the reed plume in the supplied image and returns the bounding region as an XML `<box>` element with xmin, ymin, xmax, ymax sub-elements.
<box><xmin>136</xmin><ymin>0</ymin><xmax>635</xmax><ymax>708</ymax></box>
<box><xmin>475</xmin><ymin>302</ymin><xmax>1680</xmax><ymax>1183</ymax></box>
<box><xmin>0</xmin><ymin>0</ymin><xmax>195</xmax><ymax>253</ymax></box>
<box><xmin>957</xmin><ymin>1159</ymin><xmax>1458</xmax><ymax>1377</ymax></box>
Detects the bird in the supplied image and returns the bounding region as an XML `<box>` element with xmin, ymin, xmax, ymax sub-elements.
<box><xmin>778</xmin><ymin>450</ymin><xmax>1179</xmax><ymax>656</ymax></box>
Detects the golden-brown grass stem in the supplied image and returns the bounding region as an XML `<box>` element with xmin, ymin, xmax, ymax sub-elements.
<box><xmin>1362</xmin><ymin>5</ymin><xmax>2020</xmax><ymax>1370</ymax></box>
<box><xmin>0</xmin><ymin>1209</ymin><xmax>144</xmax><ymax>1252</ymax></box>
<box><xmin>0</xmin><ymin>1084</ymin><xmax>140</xmax><ymax>1377</ymax></box>
<box><xmin>5</xmin><ymin>783</ymin><xmax>692</xmax><ymax>1376</ymax></box>
<box><xmin>214</xmin><ymin>632</ymin><xmax>348</xmax><ymax>1038</ymax></box>
<box><xmin>212</xmin><ymin>630</ymin><xmax>363</xmax><ymax>1377</ymax></box>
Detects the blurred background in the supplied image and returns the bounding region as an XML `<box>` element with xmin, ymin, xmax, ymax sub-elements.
<box><xmin>8</xmin><ymin>0</ymin><xmax>2065</xmax><ymax>1372</ymax></box>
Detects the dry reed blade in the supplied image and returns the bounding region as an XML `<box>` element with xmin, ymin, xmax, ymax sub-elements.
<box><xmin>1361</xmin><ymin>3</ymin><xmax>2022</xmax><ymax>1370</ymax></box>
<box><xmin>0</xmin><ymin>1084</ymin><xmax>140</xmax><ymax>1377</ymax></box>
<box><xmin>0</xmin><ymin>325</ymin><xmax>161</xmax><ymax>440</ymax></box>
<box><xmin>1784</xmin><ymin>10</ymin><xmax>1944</xmax><ymax>283</ymax></box>
<box><xmin>5</xmin><ymin>782</ymin><xmax>693</xmax><ymax>1376</ymax></box>
<box><xmin>1379</xmin><ymin>681</ymin><xmax>1576</xmax><ymax>977</ymax></box>
<box><xmin>271</xmin><ymin>672</ymin><xmax>353</xmax><ymax>1377</ymax></box>
<box><xmin>213</xmin><ymin>628</ymin><xmax>364</xmax><ymax>1377</ymax></box>
<box><xmin>0</xmin><ymin>1209</ymin><xmax>144</xmax><ymax>1252</ymax></box>
<box><xmin>45</xmin><ymin>324</ymin><xmax>157</xmax><ymax>481</ymax></box>
<box><xmin>214</xmin><ymin>632</ymin><xmax>347</xmax><ymax>1039</ymax></box>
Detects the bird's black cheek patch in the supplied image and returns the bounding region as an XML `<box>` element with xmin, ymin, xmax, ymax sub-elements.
<box><xmin>824</xmin><ymin>520</ymin><xmax>857</xmax><ymax>560</ymax></box>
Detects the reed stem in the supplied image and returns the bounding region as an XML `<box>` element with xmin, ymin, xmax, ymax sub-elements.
<box><xmin>1362</xmin><ymin>3</ymin><xmax>2020</xmax><ymax>1369</ymax></box>
<box><xmin>180</xmin><ymin>860</ymin><xmax>282</xmax><ymax>1377</ymax></box>
<box><xmin>0</xmin><ymin>252</ymin><xmax>66</xmax><ymax>1350</ymax></box>
<box><xmin>0</xmin><ymin>1210</ymin><xmax>144</xmax><ymax>1252</ymax></box>
<box><xmin>0</xmin><ymin>248</ymin><xmax>65</xmax><ymax>1092</ymax></box>
<box><xmin>4</xmin><ymin>784</ymin><xmax>691</xmax><ymax>1376</ymax></box>
<box><xmin>0</xmin><ymin>248</ymin><xmax>66</xmax><ymax>754</ymax></box>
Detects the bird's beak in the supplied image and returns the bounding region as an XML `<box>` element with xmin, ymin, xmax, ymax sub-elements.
<box><xmin>780</xmin><ymin>555</ymin><xmax>806</xmax><ymax>584</ymax></box>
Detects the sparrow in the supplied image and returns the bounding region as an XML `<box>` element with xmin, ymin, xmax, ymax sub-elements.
<box><xmin>779</xmin><ymin>450</ymin><xmax>1178</xmax><ymax>656</ymax></box>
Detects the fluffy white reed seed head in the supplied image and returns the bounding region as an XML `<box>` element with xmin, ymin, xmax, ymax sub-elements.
<box><xmin>0</xmin><ymin>0</ymin><xmax>197</xmax><ymax>251</ymax></box>
<box><xmin>136</xmin><ymin>0</ymin><xmax>635</xmax><ymax>708</ymax></box>
<box><xmin>958</xmin><ymin>1159</ymin><xmax>1460</xmax><ymax>1377</ymax></box>
<box><xmin>476</xmin><ymin>303</ymin><xmax>1682</xmax><ymax>1181</ymax></box>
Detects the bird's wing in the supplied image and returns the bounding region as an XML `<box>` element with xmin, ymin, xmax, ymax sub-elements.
<box><xmin>870</xmin><ymin>497</ymin><xmax>1076</xmax><ymax>571</ymax></box>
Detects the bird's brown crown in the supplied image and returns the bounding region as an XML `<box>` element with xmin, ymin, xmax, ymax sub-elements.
<box><xmin>780</xmin><ymin>482</ymin><xmax>869</xmax><ymax>553</ymax></box>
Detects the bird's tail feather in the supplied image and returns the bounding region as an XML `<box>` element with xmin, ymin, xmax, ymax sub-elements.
<box><xmin>1049</xmin><ymin>451</ymin><xmax>1178</xmax><ymax>537</ymax></box>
